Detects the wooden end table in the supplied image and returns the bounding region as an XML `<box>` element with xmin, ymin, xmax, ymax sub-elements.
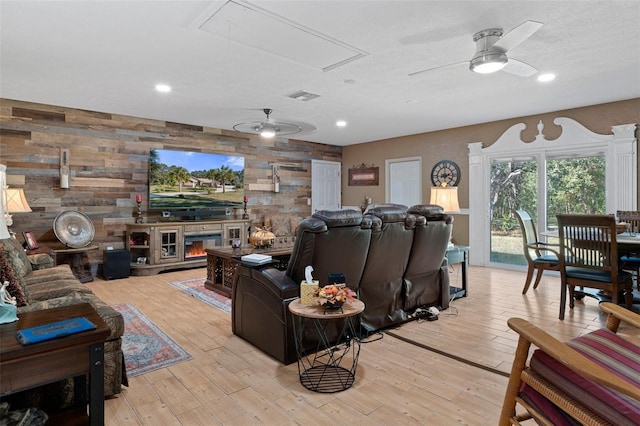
<box><xmin>52</xmin><ymin>245</ymin><xmax>99</xmax><ymax>283</ymax></box>
<box><xmin>0</xmin><ymin>303</ymin><xmax>110</xmax><ymax>425</ymax></box>
<box><xmin>205</xmin><ymin>245</ymin><xmax>294</xmax><ymax>297</ymax></box>
<box><xmin>446</xmin><ymin>245</ymin><xmax>469</xmax><ymax>299</ymax></box>
<box><xmin>288</xmin><ymin>298</ymin><xmax>365</xmax><ymax>393</ymax></box>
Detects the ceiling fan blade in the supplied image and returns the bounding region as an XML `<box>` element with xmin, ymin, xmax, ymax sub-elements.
<box><xmin>408</xmin><ymin>61</ymin><xmax>468</xmax><ymax>77</ymax></box>
<box><xmin>502</xmin><ymin>58</ymin><xmax>538</xmax><ymax>77</ymax></box>
<box><xmin>493</xmin><ymin>20</ymin><xmax>543</xmax><ymax>52</ymax></box>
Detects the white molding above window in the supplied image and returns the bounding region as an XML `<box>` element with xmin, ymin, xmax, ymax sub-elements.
<box><xmin>467</xmin><ymin>117</ymin><xmax>637</xmax><ymax>267</ymax></box>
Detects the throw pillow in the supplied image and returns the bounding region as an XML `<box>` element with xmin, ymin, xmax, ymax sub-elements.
<box><xmin>0</xmin><ymin>243</ymin><xmax>29</xmax><ymax>306</ymax></box>
<box><xmin>269</xmin><ymin>215</ymin><xmax>292</xmax><ymax>237</ymax></box>
<box><xmin>0</xmin><ymin>237</ymin><xmax>33</xmax><ymax>278</ymax></box>
<box><xmin>290</xmin><ymin>217</ymin><xmax>300</xmax><ymax>237</ymax></box>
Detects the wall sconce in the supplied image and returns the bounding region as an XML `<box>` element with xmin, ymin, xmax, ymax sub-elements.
<box><xmin>429</xmin><ymin>182</ymin><xmax>460</xmax><ymax>213</ymax></box>
<box><xmin>273</xmin><ymin>165</ymin><xmax>280</xmax><ymax>193</ymax></box>
<box><xmin>60</xmin><ymin>148</ymin><xmax>70</xmax><ymax>189</ymax></box>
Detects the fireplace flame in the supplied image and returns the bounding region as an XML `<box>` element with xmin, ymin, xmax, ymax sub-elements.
<box><xmin>185</xmin><ymin>242</ymin><xmax>207</xmax><ymax>258</ymax></box>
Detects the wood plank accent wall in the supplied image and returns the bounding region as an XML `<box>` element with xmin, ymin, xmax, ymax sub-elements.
<box><xmin>0</xmin><ymin>98</ymin><xmax>341</xmax><ymax>272</ymax></box>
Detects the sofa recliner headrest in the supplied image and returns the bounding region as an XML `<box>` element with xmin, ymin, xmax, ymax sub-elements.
<box><xmin>364</xmin><ymin>205</ymin><xmax>407</xmax><ymax>223</ymax></box>
<box><xmin>312</xmin><ymin>209</ymin><xmax>363</xmax><ymax>228</ymax></box>
<box><xmin>408</xmin><ymin>204</ymin><xmax>455</xmax><ymax>224</ymax></box>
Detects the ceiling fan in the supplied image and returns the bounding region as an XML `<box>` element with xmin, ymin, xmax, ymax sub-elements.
<box><xmin>233</xmin><ymin>108</ymin><xmax>303</xmax><ymax>138</ymax></box>
<box><xmin>409</xmin><ymin>20</ymin><xmax>543</xmax><ymax>78</ymax></box>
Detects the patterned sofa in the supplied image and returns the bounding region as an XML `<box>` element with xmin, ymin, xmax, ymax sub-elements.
<box><xmin>0</xmin><ymin>237</ymin><xmax>126</xmax><ymax>400</ymax></box>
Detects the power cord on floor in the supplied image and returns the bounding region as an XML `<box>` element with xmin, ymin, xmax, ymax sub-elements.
<box><xmin>357</xmin><ymin>331</ymin><xmax>384</xmax><ymax>344</ymax></box>
<box><xmin>441</xmin><ymin>305</ymin><xmax>459</xmax><ymax>316</ymax></box>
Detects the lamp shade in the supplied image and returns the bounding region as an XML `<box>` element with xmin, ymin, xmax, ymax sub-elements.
<box><xmin>5</xmin><ymin>188</ymin><xmax>32</xmax><ymax>213</ymax></box>
<box><xmin>430</xmin><ymin>185</ymin><xmax>460</xmax><ymax>213</ymax></box>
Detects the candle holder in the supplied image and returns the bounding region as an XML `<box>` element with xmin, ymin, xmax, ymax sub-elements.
<box><xmin>242</xmin><ymin>199</ymin><xmax>249</xmax><ymax>219</ymax></box>
<box><xmin>135</xmin><ymin>201</ymin><xmax>144</xmax><ymax>223</ymax></box>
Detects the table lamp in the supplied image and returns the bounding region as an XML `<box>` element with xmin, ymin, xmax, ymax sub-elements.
<box><xmin>430</xmin><ymin>182</ymin><xmax>460</xmax><ymax>214</ymax></box>
<box><xmin>430</xmin><ymin>182</ymin><xmax>460</xmax><ymax>249</ymax></box>
<box><xmin>3</xmin><ymin>187</ymin><xmax>32</xmax><ymax>238</ymax></box>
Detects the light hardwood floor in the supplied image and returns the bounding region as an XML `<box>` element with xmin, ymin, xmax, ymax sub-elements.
<box><xmin>86</xmin><ymin>264</ymin><xmax>616</xmax><ymax>425</ymax></box>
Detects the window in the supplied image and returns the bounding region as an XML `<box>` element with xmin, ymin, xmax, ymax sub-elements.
<box><xmin>468</xmin><ymin>118</ymin><xmax>636</xmax><ymax>267</ymax></box>
<box><xmin>489</xmin><ymin>154</ymin><xmax>607</xmax><ymax>267</ymax></box>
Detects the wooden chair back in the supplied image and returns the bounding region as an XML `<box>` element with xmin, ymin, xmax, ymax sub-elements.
<box><xmin>556</xmin><ymin>213</ymin><xmax>632</xmax><ymax>319</ymax></box>
<box><xmin>617</xmin><ymin>210</ymin><xmax>640</xmax><ymax>233</ymax></box>
<box><xmin>557</xmin><ymin>214</ymin><xmax>619</xmax><ymax>272</ymax></box>
<box><xmin>514</xmin><ymin>209</ymin><xmax>541</xmax><ymax>261</ymax></box>
<box><xmin>514</xmin><ymin>209</ymin><xmax>560</xmax><ymax>294</ymax></box>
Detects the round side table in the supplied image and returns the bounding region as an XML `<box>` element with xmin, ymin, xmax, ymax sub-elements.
<box><xmin>52</xmin><ymin>244</ymin><xmax>99</xmax><ymax>283</ymax></box>
<box><xmin>288</xmin><ymin>298</ymin><xmax>365</xmax><ymax>393</ymax></box>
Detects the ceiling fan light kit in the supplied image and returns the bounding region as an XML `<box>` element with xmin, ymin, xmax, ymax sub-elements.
<box><xmin>410</xmin><ymin>20</ymin><xmax>543</xmax><ymax>78</ymax></box>
<box><xmin>470</xmin><ymin>28</ymin><xmax>508</xmax><ymax>74</ymax></box>
<box><xmin>470</xmin><ymin>50</ymin><xmax>508</xmax><ymax>74</ymax></box>
<box><xmin>233</xmin><ymin>108</ymin><xmax>303</xmax><ymax>138</ymax></box>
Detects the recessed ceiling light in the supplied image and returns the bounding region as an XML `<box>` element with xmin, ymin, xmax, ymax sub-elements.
<box><xmin>336</xmin><ymin>120</ymin><xmax>347</xmax><ymax>127</ymax></box>
<box><xmin>155</xmin><ymin>84</ymin><xmax>172</xmax><ymax>93</ymax></box>
<box><xmin>537</xmin><ymin>73</ymin><xmax>556</xmax><ymax>82</ymax></box>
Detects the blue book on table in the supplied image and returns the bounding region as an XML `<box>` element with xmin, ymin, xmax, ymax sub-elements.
<box><xmin>16</xmin><ymin>317</ymin><xmax>97</xmax><ymax>345</ymax></box>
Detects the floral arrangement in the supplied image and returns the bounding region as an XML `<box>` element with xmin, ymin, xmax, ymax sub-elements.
<box><xmin>314</xmin><ymin>284</ymin><xmax>356</xmax><ymax>307</ymax></box>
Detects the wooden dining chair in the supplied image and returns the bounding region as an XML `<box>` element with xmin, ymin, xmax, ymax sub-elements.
<box><xmin>556</xmin><ymin>214</ymin><xmax>633</xmax><ymax>320</ymax></box>
<box><xmin>514</xmin><ymin>210</ymin><xmax>560</xmax><ymax>294</ymax></box>
<box><xmin>617</xmin><ymin>210</ymin><xmax>640</xmax><ymax>286</ymax></box>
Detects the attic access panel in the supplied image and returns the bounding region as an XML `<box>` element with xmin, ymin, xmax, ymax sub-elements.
<box><xmin>197</xmin><ymin>1</ymin><xmax>368</xmax><ymax>71</ymax></box>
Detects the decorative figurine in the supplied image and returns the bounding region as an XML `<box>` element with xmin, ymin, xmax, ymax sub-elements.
<box><xmin>0</xmin><ymin>281</ymin><xmax>18</xmax><ymax>324</ymax></box>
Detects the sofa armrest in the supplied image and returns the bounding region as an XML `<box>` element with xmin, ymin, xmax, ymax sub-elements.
<box><xmin>27</xmin><ymin>253</ymin><xmax>55</xmax><ymax>270</ymax></box>
<box><xmin>232</xmin><ymin>265</ymin><xmax>301</xmax><ymax>364</ymax></box>
<box><xmin>506</xmin><ymin>317</ymin><xmax>640</xmax><ymax>400</ymax></box>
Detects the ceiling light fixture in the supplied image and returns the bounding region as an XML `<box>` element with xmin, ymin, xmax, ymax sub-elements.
<box><xmin>258</xmin><ymin>122</ymin><xmax>277</xmax><ymax>138</ymax></box>
<box><xmin>537</xmin><ymin>73</ymin><xmax>556</xmax><ymax>82</ymax></box>
<box><xmin>155</xmin><ymin>84</ymin><xmax>171</xmax><ymax>93</ymax></box>
<box><xmin>233</xmin><ymin>108</ymin><xmax>305</xmax><ymax>138</ymax></box>
<box><xmin>470</xmin><ymin>52</ymin><xmax>508</xmax><ymax>74</ymax></box>
<box><xmin>336</xmin><ymin>120</ymin><xmax>347</xmax><ymax>127</ymax></box>
<box><xmin>469</xmin><ymin>28</ymin><xmax>508</xmax><ymax>74</ymax></box>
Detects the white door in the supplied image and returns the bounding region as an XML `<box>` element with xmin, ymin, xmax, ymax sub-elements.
<box><xmin>386</xmin><ymin>157</ymin><xmax>422</xmax><ymax>206</ymax></box>
<box><xmin>311</xmin><ymin>160</ymin><xmax>341</xmax><ymax>212</ymax></box>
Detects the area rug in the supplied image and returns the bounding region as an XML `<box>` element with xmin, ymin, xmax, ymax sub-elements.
<box><xmin>169</xmin><ymin>278</ymin><xmax>232</xmax><ymax>314</ymax></box>
<box><xmin>114</xmin><ymin>303</ymin><xmax>192</xmax><ymax>377</ymax></box>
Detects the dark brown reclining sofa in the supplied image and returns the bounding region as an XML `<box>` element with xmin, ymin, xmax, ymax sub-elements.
<box><xmin>231</xmin><ymin>204</ymin><xmax>453</xmax><ymax>364</ymax></box>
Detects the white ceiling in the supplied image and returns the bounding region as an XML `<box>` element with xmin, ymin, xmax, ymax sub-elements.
<box><xmin>1</xmin><ymin>1</ymin><xmax>639</xmax><ymax>146</ymax></box>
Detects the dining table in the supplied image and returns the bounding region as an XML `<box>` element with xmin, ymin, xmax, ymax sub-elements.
<box><xmin>616</xmin><ymin>232</ymin><xmax>640</xmax><ymax>256</ymax></box>
<box><xmin>540</xmin><ymin>230</ymin><xmax>640</xmax><ymax>304</ymax></box>
<box><xmin>540</xmin><ymin>231</ymin><xmax>640</xmax><ymax>255</ymax></box>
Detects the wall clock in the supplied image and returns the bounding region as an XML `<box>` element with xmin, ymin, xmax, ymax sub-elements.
<box><xmin>431</xmin><ymin>160</ymin><xmax>461</xmax><ymax>187</ymax></box>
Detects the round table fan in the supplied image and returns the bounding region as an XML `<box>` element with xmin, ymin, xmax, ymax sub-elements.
<box><xmin>53</xmin><ymin>211</ymin><xmax>95</xmax><ymax>248</ymax></box>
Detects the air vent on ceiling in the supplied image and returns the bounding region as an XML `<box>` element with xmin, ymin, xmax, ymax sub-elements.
<box><xmin>288</xmin><ymin>91</ymin><xmax>320</xmax><ymax>102</ymax></box>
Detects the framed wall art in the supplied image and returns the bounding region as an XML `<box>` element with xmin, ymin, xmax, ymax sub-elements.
<box><xmin>348</xmin><ymin>165</ymin><xmax>379</xmax><ymax>186</ymax></box>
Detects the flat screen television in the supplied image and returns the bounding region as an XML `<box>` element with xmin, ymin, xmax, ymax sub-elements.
<box><xmin>149</xmin><ymin>148</ymin><xmax>245</xmax><ymax>211</ymax></box>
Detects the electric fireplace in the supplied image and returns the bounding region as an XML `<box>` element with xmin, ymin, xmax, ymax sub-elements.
<box><xmin>184</xmin><ymin>233</ymin><xmax>222</xmax><ymax>260</ymax></box>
